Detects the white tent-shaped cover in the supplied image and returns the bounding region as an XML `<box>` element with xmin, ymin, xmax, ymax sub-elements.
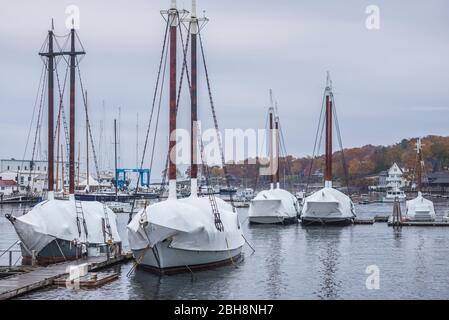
<box><xmin>249</xmin><ymin>188</ymin><xmax>299</xmax><ymax>219</ymax></box>
<box><xmin>79</xmin><ymin>175</ymin><xmax>100</xmax><ymax>187</ymax></box>
<box><xmin>301</xmin><ymin>187</ymin><xmax>355</xmax><ymax>221</ymax></box>
<box><xmin>405</xmin><ymin>192</ymin><xmax>436</xmax><ymax>221</ymax></box>
<box><xmin>13</xmin><ymin>199</ymin><xmax>121</xmax><ymax>254</ymax></box>
<box><xmin>128</xmin><ymin>196</ymin><xmax>244</xmax><ymax>252</ymax></box>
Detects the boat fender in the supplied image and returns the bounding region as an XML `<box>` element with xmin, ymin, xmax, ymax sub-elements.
<box><xmin>139</xmin><ymin>211</ymin><xmax>148</xmax><ymax>227</ymax></box>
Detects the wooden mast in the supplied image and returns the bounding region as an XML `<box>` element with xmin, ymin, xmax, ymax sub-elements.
<box><xmin>190</xmin><ymin>0</ymin><xmax>198</xmax><ymax>197</ymax></box>
<box><xmin>69</xmin><ymin>27</ymin><xmax>76</xmax><ymax>195</ymax></box>
<box><xmin>275</xmin><ymin>115</ymin><xmax>280</xmax><ymax>189</ymax></box>
<box><xmin>168</xmin><ymin>0</ymin><xmax>178</xmax><ymax>199</ymax></box>
<box><xmin>416</xmin><ymin>138</ymin><xmax>423</xmax><ymax>192</ymax></box>
<box><xmin>67</xmin><ymin>25</ymin><xmax>86</xmax><ymax>197</ymax></box>
<box><xmin>325</xmin><ymin>72</ymin><xmax>333</xmax><ymax>187</ymax></box>
<box><xmin>38</xmin><ymin>24</ymin><xmax>56</xmax><ymax>198</ymax></box>
<box><xmin>269</xmin><ymin>89</ymin><xmax>275</xmax><ymax>189</ymax></box>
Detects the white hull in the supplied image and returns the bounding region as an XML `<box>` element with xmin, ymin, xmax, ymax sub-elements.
<box><xmin>301</xmin><ymin>187</ymin><xmax>356</xmax><ymax>225</ymax></box>
<box><xmin>383</xmin><ymin>196</ymin><xmax>406</xmax><ymax>203</ymax></box>
<box><xmin>404</xmin><ymin>193</ymin><xmax>436</xmax><ymax>222</ymax></box>
<box><xmin>249</xmin><ymin>215</ymin><xmax>297</xmax><ymax>224</ymax></box>
<box><xmin>248</xmin><ymin>188</ymin><xmax>299</xmax><ymax>225</ymax></box>
<box><xmin>133</xmin><ymin>240</ymin><xmax>242</xmax><ymax>274</ymax></box>
<box><xmin>127</xmin><ymin>196</ymin><xmax>245</xmax><ymax>275</ymax></box>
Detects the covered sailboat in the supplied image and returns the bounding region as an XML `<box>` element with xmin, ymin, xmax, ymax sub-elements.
<box><xmin>404</xmin><ymin>138</ymin><xmax>436</xmax><ymax>221</ymax></box>
<box><xmin>6</xmin><ymin>25</ymin><xmax>121</xmax><ymax>264</ymax></box>
<box><xmin>301</xmin><ymin>73</ymin><xmax>356</xmax><ymax>225</ymax></box>
<box><xmin>249</xmin><ymin>91</ymin><xmax>299</xmax><ymax>224</ymax></box>
<box><xmin>127</xmin><ymin>0</ymin><xmax>244</xmax><ymax>274</ymax></box>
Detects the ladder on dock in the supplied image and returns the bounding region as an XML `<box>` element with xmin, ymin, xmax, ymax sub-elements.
<box><xmin>75</xmin><ymin>200</ymin><xmax>88</xmax><ymax>239</ymax></box>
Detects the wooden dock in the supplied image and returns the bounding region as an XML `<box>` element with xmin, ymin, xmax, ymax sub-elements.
<box><xmin>354</xmin><ymin>218</ymin><xmax>375</xmax><ymax>225</ymax></box>
<box><xmin>0</xmin><ymin>252</ymin><xmax>132</xmax><ymax>300</ymax></box>
<box><xmin>388</xmin><ymin>221</ymin><xmax>449</xmax><ymax>227</ymax></box>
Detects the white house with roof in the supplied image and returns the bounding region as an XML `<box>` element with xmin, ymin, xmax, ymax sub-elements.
<box><xmin>386</xmin><ymin>163</ymin><xmax>406</xmax><ymax>189</ymax></box>
<box><xmin>0</xmin><ymin>179</ymin><xmax>18</xmax><ymax>196</ymax></box>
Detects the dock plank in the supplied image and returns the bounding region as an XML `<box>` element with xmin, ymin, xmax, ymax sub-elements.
<box><xmin>0</xmin><ymin>253</ymin><xmax>132</xmax><ymax>300</ymax></box>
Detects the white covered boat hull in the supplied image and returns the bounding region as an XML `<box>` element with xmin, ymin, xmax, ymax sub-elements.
<box><xmin>127</xmin><ymin>196</ymin><xmax>245</xmax><ymax>275</ymax></box>
<box><xmin>300</xmin><ymin>187</ymin><xmax>355</xmax><ymax>225</ymax></box>
<box><xmin>248</xmin><ymin>188</ymin><xmax>299</xmax><ymax>225</ymax></box>
<box><xmin>132</xmin><ymin>240</ymin><xmax>242</xmax><ymax>274</ymax></box>
<box><xmin>405</xmin><ymin>193</ymin><xmax>436</xmax><ymax>222</ymax></box>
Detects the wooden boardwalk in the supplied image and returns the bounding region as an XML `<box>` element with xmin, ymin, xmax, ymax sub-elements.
<box><xmin>0</xmin><ymin>253</ymin><xmax>132</xmax><ymax>300</ymax></box>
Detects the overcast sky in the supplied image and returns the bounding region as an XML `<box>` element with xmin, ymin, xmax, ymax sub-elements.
<box><xmin>1</xmin><ymin>0</ymin><xmax>448</xmax><ymax>177</ymax></box>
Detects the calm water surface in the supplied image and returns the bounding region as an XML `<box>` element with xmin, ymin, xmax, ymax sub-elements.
<box><xmin>1</xmin><ymin>200</ymin><xmax>449</xmax><ymax>300</ymax></box>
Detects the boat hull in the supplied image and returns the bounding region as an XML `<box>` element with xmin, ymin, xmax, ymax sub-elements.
<box><xmin>301</xmin><ymin>216</ymin><xmax>354</xmax><ymax>226</ymax></box>
<box><xmin>19</xmin><ymin>239</ymin><xmax>113</xmax><ymax>265</ymax></box>
<box><xmin>249</xmin><ymin>216</ymin><xmax>298</xmax><ymax>225</ymax></box>
<box><xmin>132</xmin><ymin>241</ymin><xmax>243</xmax><ymax>275</ymax></box>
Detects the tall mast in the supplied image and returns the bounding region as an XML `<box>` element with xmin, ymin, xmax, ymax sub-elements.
<box><xmin>67</xmin><ymin>25</ymin><xmax>85</xmax><ymax>196</ymax></box>
<box><xmin>190</xmin><ymin>0</ymin><xmax>198</xmax><ymax>197</ymax></box>
<box><xmin>114</xmin><ymin>119</ymin><xmax>118</xmax><ymax>197</ymax></box>
<box><xmin>85</xmin><ymin>90</ymin><xmax>90</xmax><ymax>192</ymax></box>
<box><xmin>69</xmin><ymin>28</ymin><xmax>76</xmax><ymax>195</ymax></box>
<box><xmin>168</xmin><ymin>0</ymin><xmax>178</xmax><ymax>199</ymax></box>
<box><xmin>324</xmin><ymin>72</ymin><xmax>333</xmax><ymax>187</ymax></box>
<box><xmin>269</xmin><ymin>89</ymin><xmax>275</xmax><ymax>189</ymax></box>
<box><xmin>38</xmin><ymin>24</ymin><xmax>55</xmax><ymax>198</ymax></box>
<box><xmin>275</xmin><ymin>114</ymin><xmax>280</xmax><ymax>189</ymax></box>
<box><xmin>416</xmin><ymin>138</ymin><xmax>423</xmax><ymax>192</ymax></box>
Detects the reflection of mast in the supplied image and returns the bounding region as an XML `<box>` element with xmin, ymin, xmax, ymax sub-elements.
<box><xmin>325</xmin><ymin>71</ymin><xmax>333</xmax><ymax>187</ymax></box>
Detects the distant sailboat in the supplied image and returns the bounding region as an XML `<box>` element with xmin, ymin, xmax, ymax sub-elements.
<box><xmin>6</xmin><ymin>24</ymin><xmax>121</xmax><ymax>264</ymax></box>
<box><xmin>249</xmin><ymin>90</ymin><xmax>300</xmax><ymax>224</ymax></box>
<box><xmin>301</xmin><ymin>72</ymin><xmax>356</xmax><ymax>225</ymax></box>
<box><xmin>127</xmin><ymin>0</ymin><xmax>244</xmax><ymax>274</ymax></box>
<box><xmin>404</xmin><ymin>138</ymin><xmax>436</xmax><ymax>221</ymax></box>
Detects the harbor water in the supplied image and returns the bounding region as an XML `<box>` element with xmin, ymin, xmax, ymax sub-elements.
<box><xmin>1</xmin><ymin>201</ymin><xmax>449</xmax><ymax>300</ymax></box>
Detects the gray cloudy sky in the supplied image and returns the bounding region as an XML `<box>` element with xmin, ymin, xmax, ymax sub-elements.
<box><xmin>1</xmin><ymin>0</ymin><xmax>448</xmax><ymax>177</ymax></box>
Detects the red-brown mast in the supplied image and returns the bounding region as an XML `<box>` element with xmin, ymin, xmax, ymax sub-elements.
<box><xmin>416</xmin><ymin>138</ymin><xmax>423</xmax><ymax>192</ymax></box>
<box><xmin>168</xmin><ymin>1</ymin><xmax>178</xmax><ymax>198</ymax></box>
<box><xmin>69</xmin><ymin>28</ymin><xmax>76</xmax><ymax>195</ymax></box>
<box><xmin>269</xmin><ymin>108</ymin><xmax>274</xmax><ymax>188</ymax></box>
<box><xmin>47</xmin><ymin>29</ymin><xmax>55</xmax><ymax>194</ymax></box>
<box><xmin>190</xmin><ymin>7</ymin><xmax>198</xmax><ymax>181</ymax></box>
<box><xmin>324</xmin><ymin>73</ymin><xmax>333</xmax><ymax>186</ymax></box>
<box><xmin>66</xmin><ymin>26</ymin><xmax>86</xmax><ymax>195</ymax></box>
<box><xmin>275</xmin><ymin>117</ymin><xmax>280</xmax><ymax>188</ymax></box>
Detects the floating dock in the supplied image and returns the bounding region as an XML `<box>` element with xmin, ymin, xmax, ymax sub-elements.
<box><xmin>388</xmin><ymin>221</ymin><xmax>449</xmax><ymax>227</ymax></box>
<box><xmin>0</xmin><ymin>252</ymin><xmax>132</xmax><ymax>300</ymax></box>
<box><xmin>354</xmin><ymin>218</ymin><xmax>375</xmax><ymax>225</ymax></box>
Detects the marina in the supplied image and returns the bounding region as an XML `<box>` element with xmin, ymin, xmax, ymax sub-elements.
<box><xmin>0</xmin><ymin>0</ymin><xmax>448</xmax><ymax>303</ymax></box>
<box><xmin>2</xmin><ymin>201</ymin><xmax>449</xmax><ymax>299</ymax></box>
